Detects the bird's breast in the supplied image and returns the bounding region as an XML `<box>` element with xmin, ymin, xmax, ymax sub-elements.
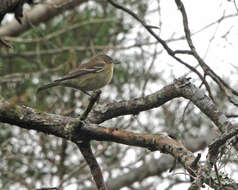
<box><xmin>77</xmin><ymin>66</ymin><xmax>114</xmax><ymax>91</ymax></box>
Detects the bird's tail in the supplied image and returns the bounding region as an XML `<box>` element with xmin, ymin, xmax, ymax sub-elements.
<box><xmin>37</xmin><ymin>82</ymin><xmax>59</xmax><ymax>93</ymax></box>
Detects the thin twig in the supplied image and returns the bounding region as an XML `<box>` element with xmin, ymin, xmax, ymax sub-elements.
<box><xmin>107</xmin><ymin>0</ymin><xmax>214</xmax><ymax>104</ymax></box>
<box><xmin>234</xmin><ymin>0</ymin><xmax>238</xmax><ymax>13</ymax></box>
<box><xmin>175</xmin><ymin>0</ymin><xmax>238</xmax><ymax>105</ymax></box>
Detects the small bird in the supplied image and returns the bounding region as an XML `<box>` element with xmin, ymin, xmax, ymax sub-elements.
<box><xmin>37</xmin><ymin>54</ymin><xmax>120</xmax><ymax>95</ymax></box>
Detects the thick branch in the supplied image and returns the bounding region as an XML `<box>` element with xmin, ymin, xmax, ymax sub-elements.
<box><xmin>89</xmin><ymin>78</ymin><xmax>232</xmax><ymax>134</ymax></box>
<box><xmin>0</xmin><ymin>78</ymin><xmax>237</xmax><ymax>189</ymax></box>
<box><xmin>88</xmin><ymin>83</ymin><xmax>180</xmax><ymax>123</ymax></box>
<box><xmin>0</xmin><ymin>78</ymin><xmax>233</xmax><ymax>138</ymax></box>
<box><xmin>77</xmin><ymin>142</ymin><xmax>107</xmax><ymax>190</ymax></box>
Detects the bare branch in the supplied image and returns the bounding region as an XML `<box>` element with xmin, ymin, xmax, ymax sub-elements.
<box><xmin>77</xmin><ymin>141</ymin><xmax>108</xmax><ymax>190</ymax></box>
<box><xmin>1</xmin><ymin>78</ymin><xmax>237</xmax><ymax>189</ymax></box>
<box><xmin>175</xmin><ymin>0</ymin><xmax>238</xmax><ymax>106</ymax></box>
<box><xmin>0</xmin><ymin>0</ymin><xmax>88</xmax><ymax>37</ymax></box>
<box><xmin>106</xmin><ymin>0</ymin><xmax>214</xmax><ymax>104</ymax></box>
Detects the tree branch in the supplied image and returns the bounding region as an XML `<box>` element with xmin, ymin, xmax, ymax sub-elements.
<box><xmin>106</xmin><ymin>0</ymin><xmax>214</xmax><ymax>106</ymax></box>
<box><xmin>0</xmin><ymin>0</ymin><xmax>88</xmax><ymax>37</ymax></box>
<box><xmin>175</xmin><ymin>0</ymin><xmax>238</xmax><ymax>106</ymax></box>
<box><xmin>77</xmin><ymin>141</ymin><xmax>108</xmax><ymax>190</ymax></box>
<box><xmin>0</xmin><ymin>78</ymin><xmax>237</xmax><ymax>189</ymax></box>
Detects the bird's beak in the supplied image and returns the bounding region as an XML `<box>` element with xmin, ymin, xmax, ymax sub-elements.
<box><xmin>113</xmin><ymin>59</ymin><xmax>121</xmax><ymax>64</ymax></box>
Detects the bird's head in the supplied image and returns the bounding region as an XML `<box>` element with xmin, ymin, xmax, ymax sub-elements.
<box><xmin>97</xmin><ymin>54</ymin><xmax>121</xmax><ymax>65</ymax></box>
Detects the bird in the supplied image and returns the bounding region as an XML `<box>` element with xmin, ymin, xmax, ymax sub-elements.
<box><xmin>0</xmin><ymin>0</ymin><xmax>34</xmax><ymax>24</ymax></box>
<box><xmin>37</xmin><ymin>54</ymin><xmax>120</xmax><ymax>95</ymax></box>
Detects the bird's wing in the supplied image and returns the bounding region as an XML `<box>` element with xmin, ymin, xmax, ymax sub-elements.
<box><xmin>54</xmin><ymin>63</ymin><xmax>105</xmax><ymax>82</ymax></box>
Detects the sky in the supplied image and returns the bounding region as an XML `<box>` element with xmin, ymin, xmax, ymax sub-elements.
<box><xmin>128</xmin><ymin>0</ymin><xmax>238</xmax><ymax>80</ymax></box>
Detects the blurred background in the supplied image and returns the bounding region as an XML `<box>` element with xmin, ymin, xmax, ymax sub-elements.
<box><xmin>0</xmin><ymin>0</ymin><xmax>238</xmax><ymax>189</ymax></box>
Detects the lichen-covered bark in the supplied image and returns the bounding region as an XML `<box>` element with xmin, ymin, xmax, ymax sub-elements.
<box><xmin>0</xmin><ymin>78</ymin><xmax>236</xmax><ymax>189</ymax></box>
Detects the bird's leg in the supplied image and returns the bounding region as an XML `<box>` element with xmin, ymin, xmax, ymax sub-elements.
<box><xmin>80</xmin><ymin>90</ymin><xmax>101</xmax><ymax>121</ymax></box>
<box><xmin>93</xmin><ymin>90</ymin><xmax>101</xmax><ymax>104</ymax></box>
